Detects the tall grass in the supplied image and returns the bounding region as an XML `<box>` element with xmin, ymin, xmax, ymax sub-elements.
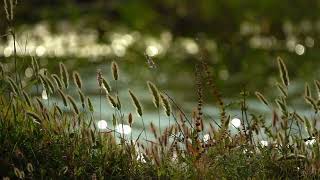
<box><xmin>1</xmin><ymin>55</ymin><xmax>320</xmax><ymax>178</ymax></box>
<box><xmin>1</xmin><ymin>5</ymin><xmax>320</xmax><ymax>177</ymax></box>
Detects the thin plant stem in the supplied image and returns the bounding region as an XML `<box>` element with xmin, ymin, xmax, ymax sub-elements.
<box><xmin>158</xmin><ymin>107</ymin><xmax>161</xmax><ymax>135</ymax></box>
<box><xmin>141</xmin><ymin>116</ymin><xmax>147</xmax><ymax>141</ymax></box>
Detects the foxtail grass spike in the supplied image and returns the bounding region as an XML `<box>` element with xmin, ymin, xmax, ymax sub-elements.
<box><xmin>160</xmin><ymin>93</ymin><xmax>171</xmax><ymax>117</ymax></box>
<box><xmin>304</xmin><ymin>96</ymin><xmax>318</xmax><ymax>114</ymax></box>
<box><xmin>150</xmin><ymin>122</ymin><xmax>158</xmax><ymax>139</ymax></box>
<box><xmin>73</xmin><ymin>71</ymin><xmax>82</xmax><ymax>89</ymax></box>
<box><xmin>102</xmin><ymin>77</ymin><xmax>111</xmax><ymax>93</ymax></box>
<box><xmin>304</xmin><ymin>118</ymin><xmax>312</xmax><ymax>134</ymax></box>
<box><xmin>111</xmin><ymin>61</ymin><xmax>119</xmax><ymax>80</ymax></box>
<box><xmin>39</xmin><ymin>74</ymin><xmax>54</xmax><ymax>94</ymax></box>
<box><xmin>54</xmin><ymin>105</ymin><xmax>63</xmax><ymax>117</ymax></box>
<box><xmin>275</xmin><ymin>99</ymin><xmax>287</xmax><ymax>114</ymax></box>
<box><xmin>67</xmin><ymin>95</ymin><xmax>79</xmax><ymax>115</ymax></box>
<box><xmin>107</xmin><ymin>94</ymin><xmax>117</xmax><ymax>108</ymax></box>
<box><xmin>276</xmin><ymin>83</ymin><xmax>288</xmax><ymax>97</ymax></box>
<box><xmin>26</xmin><ymin>111</ymin><xmax>41</xmax><ymax>124</ymax></box>
<box><xmin>293</xmin><ymin>112</ymin><xmax>304</xmax><ymax>123</ymax></box>
<box><xmin>255</xmin><ymin>91</ymin><xmax>269</xmax><ymax>107</ymax></box>
<box><xmin>22</xmin><ymin>90</ymin><xmax>32</xmax><ymax>107</ymax></box>
<box><xmin>277</xmin><ymin>57</ymin><xmax>290</xmax><ymax>87</ymax></box>
<box><xmin>315</xmin><ymin>80</ymin><xmax>320</xmax><ymax>94</ymax></box>
<box><xmin>78</xmin><ymin>90</ymin><xmax>85</xmax><ymax>108</ymax></box>
<box><xmin>128</xmin><ymin>113</ymin><xmax>133</xmax><ymax>126</ymax></box>
<box><xmin>45</xmin><ymin>75</ymin><xmax>55</xmax><ymax>93</ymax></box>
<box><xmin>51</xmin><ymin>74</ymin><xmax>63</xmax><ymax>90</ymax></box>
<box><xmin>35</xmin><ymin>97</ymin><xmax>44</xmax><ymax>111</ymax></box>
<box><xmin>57</xmin><ymin>89</ymin><xmax>68</xmax><ymax>107</ymax></box>
<box><xmin>129</xmin><ymin>90</ymin><xmax>143</xmax><ymax>116</ymax></box>
<box><xmin>304</xmin><ymin>83</ymin><xmax>311</xmax><ymax>98</ymax></box>
<box><xmin>6</xmin><ymin>76</ymin><xmax>19</xmax><ymax>95</ymax></box>
<box><xmin>59</xmin><ymin>62</ymin><xmax>69</xmax><ymax>89</ymax></box>
<box><xmin>147</xmin><ymin>81</ymin><xmax>160</xmax><ymax>108</ymax></box>
<box><xmin>87</xmin><ymin>97</ymin><xmax>94</xmax><ymax>112</ymax></box>
<box><xmin>116</xmin><ymin>95</ymin><xmax>121</xmax><ymax>110</ymax></box>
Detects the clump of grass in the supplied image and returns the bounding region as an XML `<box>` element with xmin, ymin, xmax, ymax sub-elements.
<box><xmin>1</xmin><ymin>55</ymin><xmax>320</xmax><ymax>179</ymax></box>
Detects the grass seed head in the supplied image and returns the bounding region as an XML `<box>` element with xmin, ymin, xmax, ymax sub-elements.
<box><xmin>111</xmin><ymin>61</ymin><xmax>119</xmax><ymax>81</ymax></box>
<box><xmin>57</xmin><ymin>89</ymin><xmax>68</xmax><ymax>107</ymax></box>
<box><xmin>147</xmin><ymin>81</ymin><xmax>160</xmax><ymax>108</ymax></box>
<box><xmin>107</xmin><ymin>94</ymin><xmax>117</xmax><ymax>108</ymax></box>
<box><xmin>59</xmin><ymin>62</ymin><xmax>69</xmax><ymax>89</ymax></box>
<box><xmin>51</xmin><ymin>74</ymin><xmax>63</xmax><ymax>90</ymax></box>
<box><xmin>73</xmin><ymin>71</ymin><xmax>82</xmax><ymax>89</ymax></box>
<box><xmin>255</xmin><ymin>91</ymin><xmax>269</xmax><ymax>107</ymax></box>
<box><xmin>160</xmin><ymin>93</ymin><xmax>171</xmax><ymax>117</ymax></box>
<box><xmin>304</xmin><ymin>83</ymin><xmax>311</xmax><ymax>98</ymax></box>
<box><xmin>129</xmin><ymin>90</ymin><xmax>143</xmax><ymax>117</ymax></box>
<box><xmin>87</xmin><ymin>97</ymin><xmax>94</xmax><ymax>112</ymax></box>
<box><xmin>277</xmin><ymin>57</ymin><xmax>290</xmax><ymax>87</ymax></box>
<box><xmin>67</xmin><ymin>95</ymin><xmax>79</xmax><ymax>115</ymax></box>
<box><xmin>102</xmin><ymin>77</ymin><xmax>111</xmax><ymax>93</ymax></box>
<box><xmin>128</xmin><ymin>113</ymin><xmax>133</xmax><ymax>126</ymax></box>
<box><xmin>26</xmin><ymin>111</ymin><xmax>41</xmax><ymax>124</ymax></box>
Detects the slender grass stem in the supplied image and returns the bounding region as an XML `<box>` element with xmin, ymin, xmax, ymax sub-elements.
<box><xmin>157</xmin><ymin>107</ymin><xmax>161</xmax><ymax>135</ymax></box>
<box><xmin>141</xmin><ymin>116</ymin><xmax>147</xmax><ymax>141</ymax></box>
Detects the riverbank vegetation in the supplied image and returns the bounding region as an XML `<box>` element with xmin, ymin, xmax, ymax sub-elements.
<box><xmin>1</xmin><ymin>56</ymin><xmax>320</xmax><ymax>179</ymax></box>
